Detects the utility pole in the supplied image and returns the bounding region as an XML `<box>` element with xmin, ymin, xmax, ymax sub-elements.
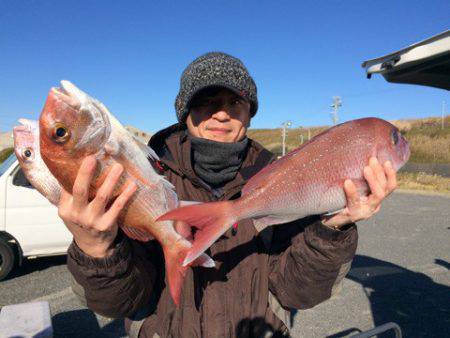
<box><xmin>281</xmin><ymin>121</ymin><xmax>292</xmax><ymax>156</ymax></box>
<box><xmin>442</xmin><ymin>100</ymin><xmax>446</xmax><ymax>130</ymax></box>
<box><xmin>330</xmin><ymin>96</ymin><xmax>342</xmax><ymax>125</ymax></box>
<box><xmin>298</xmin><ymin>126</ymin><xmax>310</xmax><ymax>145</ymax></box>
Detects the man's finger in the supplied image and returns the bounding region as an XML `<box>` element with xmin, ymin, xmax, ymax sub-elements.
<box><xmin>104</xmin><ymin>180</ymin><xmax>137</xmax><ymax>222</ymax></box>
<box><xmin>343</xmin><ymin>179</ymin><xmax>359</xmax><ymax>207</ymax></box>
<box><xmin>364</xmin><ymin>166</ymin><xmax>385</xmax><ymax>205</ymax></box>
<box><xmin>384</xmin><ymin>161</ymin><xmax>398</xmax><ymax>193</ymax></box>
<box><xmin>89</xmin><ymin>163</ymin><xmax>124</xmax><ymax>215</ymax></box>
<box><xmin>370</xmin><ymin>157</ymin><xmax>387</xmax><ymax>191</ymax></box>
<box><xmin>59</xmin><ymin>188</ymin><xmax>71</xmax><ymax>206</ymax></box>
<box><xmin>72</xmin><ymin>156</ymin><xmax>97</xmax><ymax>208</ymax></box>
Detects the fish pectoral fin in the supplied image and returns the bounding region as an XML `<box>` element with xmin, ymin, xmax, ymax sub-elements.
<box><xmin>253</xmin><ymin>214</ymin><xmax>301</xmax><ymax>232</ymax></box>
<box><xmin>323</xmin><ymin>208</ymin><xmax>345</xmax><ymax>216</ymax></box>
<box><xmin>318</xmin><ymin>179</ymin><xmax>369</xmax><ymax>215</ymax></box>
<box><xmin>317</xmin><ymin>185</ymin><xmax>347</xmax><ymax>215</ymax></box>
<box><xmin>254</xmin><ymin>215</ymin><xmax>291</xmax><ymax>227</ymax></box>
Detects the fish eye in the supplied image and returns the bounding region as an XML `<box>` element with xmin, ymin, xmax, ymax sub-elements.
<box><xmin>52</xmin><ymin>123</ymin><xmax>70</xmax><ymax>143</ymax></box>
<box><xmin>23</xmin><ymin>148</ymin><xmax>32</xmax><ymax>158</ymax></box>
<box><xmin>391</xmin><ymin>129</ymin><xmax>399</xmax><ymax>145</ymax></box>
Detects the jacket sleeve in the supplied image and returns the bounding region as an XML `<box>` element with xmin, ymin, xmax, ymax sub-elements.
<box><xmin>267</xmin><ymin>217</ymin><xmax>357</xmax><ymax>310</ymax></box>
<box><xmin>66</xmin><ymin>231</ymin><xmax>161</xmax><ymax>318</ymax></box>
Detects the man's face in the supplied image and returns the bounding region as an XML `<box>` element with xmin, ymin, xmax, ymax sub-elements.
<box><xmin>186</xmin><ymin>88</ymin><xmax>251</xmax><ymax>143</ymax></box>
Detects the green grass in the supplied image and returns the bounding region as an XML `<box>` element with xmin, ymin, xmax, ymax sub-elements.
<box><xmin>399</xmin><ymin>116</ymin><xmax>450</xmax><ymax>163</ymax></box>
<box><xmin>397</xmin><ymin>172</ymin><xmax>450</xmax><ymax>194</ymax></box>
<box><xmin>0</xmin><ymin>147</ymin><xmax>14</xmax><ymax>164</ymax></box>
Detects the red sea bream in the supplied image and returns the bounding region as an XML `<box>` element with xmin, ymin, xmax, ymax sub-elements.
<box><xmin>13</xmin><ymin>119</ymin><xmax>61</xmax><ymax>205</ymax></box>
<box><xmin>158</xmin><ymin>117</ymin><xmax>410</xmax><ymax>266</ymax></box>
<box><xmin>38</xmin><ymin>80</ymin><xmax>214</xmax><ymax>306</ymax></box>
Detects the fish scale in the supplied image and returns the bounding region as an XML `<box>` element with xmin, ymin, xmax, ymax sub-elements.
<box><xmin>158</xmin><ymin>117</ymin><xmax>410</xmax><ymax>266</ymax></box>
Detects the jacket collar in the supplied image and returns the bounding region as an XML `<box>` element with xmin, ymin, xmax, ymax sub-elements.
<box><xmin>148</xmin><ymin>123</ymin><xmax>275</xmax><ymax>199</ymax></box>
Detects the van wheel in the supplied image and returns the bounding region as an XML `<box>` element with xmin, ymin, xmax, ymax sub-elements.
<box><xmin>0</xmin><ymin>238</ymin><xmax>15</xmax><ymax>280</ymax></box>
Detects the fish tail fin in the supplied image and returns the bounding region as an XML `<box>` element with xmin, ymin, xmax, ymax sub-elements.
<box><xmin>162</xmin><ymin>240</ymin><xmax>215</xmax><ymax>307</ymax></box>
<box><xmin>162</xmin><ymin>241</ymin><xmax>190</xmax><ymax>307</ymax></box>
<box><xmin>158</xmin><ymin>201</ymin><xmax>238</xmax><ymax>266</ymax></box>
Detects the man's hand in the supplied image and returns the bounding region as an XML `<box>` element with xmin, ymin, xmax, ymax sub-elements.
<box><xmin>58</xmin><ymin>155</ymin><xmax>137</xmax><ymax>258</ymax></box>
<box><xmin>321</xmin><ymin>157</ymin><xmax>398</xmax><ymax>229</ymax></box>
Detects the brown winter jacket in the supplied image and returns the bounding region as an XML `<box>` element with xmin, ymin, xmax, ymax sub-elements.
<box><xmin>67</xmin><ymin>124</ymin><xmax>358</xmax><ymax>338</ymax></box>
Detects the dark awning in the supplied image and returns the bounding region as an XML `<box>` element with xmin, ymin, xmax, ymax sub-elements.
<box><xmin>362</xmin><ymin>30</ymin><xmax>450</xmax><ymax>90</ymax></box>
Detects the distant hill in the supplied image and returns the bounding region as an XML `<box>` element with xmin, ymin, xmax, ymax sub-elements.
<box><xmin>0</xmin><ymin>131</ymin><xmax>13</xmax><ymax>152</ymax></box>
<box><xmin>125</xmin><ymin>126</ymin><xmax>152</xmax><ymax>144</ymax></box>
<box><xmin>0</xmin><ymin>147</ymin><xmax>14</xmax><ymax>163</ymax></box>
<box><xmin>248</xmin><ymin>116</ymin><xmax>450</xmax><ymax>163</ymax></box>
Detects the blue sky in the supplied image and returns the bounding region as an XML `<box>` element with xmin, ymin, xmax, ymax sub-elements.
<box><xmin>0</xmin><ymin>0</ymin><xmax>449</xmax><ymax>133</ymax></box>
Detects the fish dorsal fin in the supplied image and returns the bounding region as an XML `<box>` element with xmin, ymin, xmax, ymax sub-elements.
<box><xmin>132</xmin><ymin>136</ymin><xmax>159</xmax><ymax>161</ymax></box>
<box><xmin>242</xmin><ymin>150</ymin><xmax>300</xmax><ymax>195</ymax></box>
<box><xmin>129</xmin><ymin>138</ymin><xmax>176</xmax><ymax>192</ymax></box>
<box><xmin>161</xmin><ymin>180</ymin><xmax>178</xmax><ymax>210</ymax></box>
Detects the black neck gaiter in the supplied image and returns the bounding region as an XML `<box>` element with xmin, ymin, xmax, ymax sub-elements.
<box><xmin>189</xmin><ymin>134</ymin><xmax>249</xmax><ymax>188</ymax></box>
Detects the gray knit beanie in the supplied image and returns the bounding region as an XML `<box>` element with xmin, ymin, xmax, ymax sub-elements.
<box><xmin>175</xmin><ymin>52</ymin><xmax>258</xmax><ymax>123</ymax></box>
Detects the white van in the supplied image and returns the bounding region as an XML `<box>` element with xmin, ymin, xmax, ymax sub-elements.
<box><xmin>0</xmin><ymin>154</ymin><xmax>72</xmax><ymax>280</ymax></box>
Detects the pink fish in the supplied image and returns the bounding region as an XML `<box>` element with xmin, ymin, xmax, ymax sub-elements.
<box><xmin>158</xmin><ymin>117</ymin><xmax>410</xmax><ymax>266</ymax></box>
<box><xmin>13</xmin><ymin>119</ymin><xmax>62</xmax><ymax>205</ymax></box>
<box><xmin>38</xmin><ymin>80</ymin><xmax>214</xmax><ymax>306</ymax></box>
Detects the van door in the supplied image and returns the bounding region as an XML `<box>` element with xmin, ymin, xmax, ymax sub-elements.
<box><xmin>4</xmin><ymin>163</ymin><xmax>71</xmax><ymax>257</ymax></box>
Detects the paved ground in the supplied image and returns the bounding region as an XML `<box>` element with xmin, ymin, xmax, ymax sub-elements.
<box><xmin>292</xmin><ymin>191</ymin><xmax>450</xmax><ymax>338</ymax></box>
<box><xmin>0</xmin><ymin>191</ymin><xmax>449</xmax><ymax>337</ymax></box>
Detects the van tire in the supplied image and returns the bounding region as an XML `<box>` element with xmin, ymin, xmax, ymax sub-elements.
<box><xmin>0</xmin><ymin>238</ymin><xmax>15</xmax><ymax>280</ymax></box>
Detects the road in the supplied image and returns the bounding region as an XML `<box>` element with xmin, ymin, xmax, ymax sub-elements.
<box><xmin>1</xmin><ymin>191</ymin><xmax>449</xmax><ymax>337</ymax></box>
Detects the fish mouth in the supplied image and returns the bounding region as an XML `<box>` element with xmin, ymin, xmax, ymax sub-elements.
<box><xmin>13</xmin><ymin>120</ymin><xmax>35</xmax><ymax>138</ymax></box>
<box><xmin>51</xmin><ymin>80</ymin><xmax>84</xmax><ymax>109</ymax></box>
<box><xmin>48</xmin><ymin>80</ymin><xmax>111</xmax><ymax>151</ymax></box>
<box><xmin>18</xmin><ymin>118</ymin><xmax>38</xmax><ymax>131</ymax></box>
<box><xmin>13</xmin><ymin>126</ymin><xmax>28</xmax><ymax>146</ymax></box>
<box><xmin>13</xmin><ymin>124</ymin><xmax>35</xmax><ymax>152</ymax></box>
<box><xmin>13</xmin><ymin>125</ymin><xmax>29</xmax><ymax>134</ymax></box>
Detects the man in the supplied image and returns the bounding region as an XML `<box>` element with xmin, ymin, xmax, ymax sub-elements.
<box><xmin>61</xmin><ymin>52</ymin><xmax>397</xmax><ymax>337</ymax></box>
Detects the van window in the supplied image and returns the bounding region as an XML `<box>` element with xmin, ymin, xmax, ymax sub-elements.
<box><xmin>13</xmin><ymin>168</ymin><xmax>33</xmax><ymax>188</ymax></box>
<box><xmin>0</xmin><ymin>154</ymin><xmax>17</xmax><ymax>176</ymax></box>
